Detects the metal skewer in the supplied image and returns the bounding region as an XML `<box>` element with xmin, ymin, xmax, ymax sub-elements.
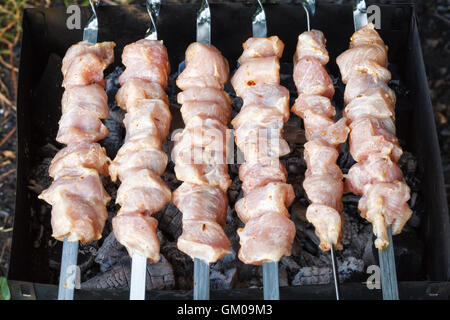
<box><xmin>249</xmin><ymin>1</ymin><xmax>280</xmax><ymax>300</ymax></box>
<box><xmin>194</xmin><ymin>258</ymin><xmax>210</xmax><ymax>300</ymax></box>
<box><xmin>58</xmin><ymin>238</ymin><xmax>79</xmax><ymax>300</ymax></box>
<box><xmin>58</xmin><ymin>0</ymin><xmax>101</xmax><ymax>300</ymax></box>
<box><xmin>330</xmin><ymin>244</ymin><xmax>341</xmax><ymax>300</ymax></box>
<box><xmin>300</xmin><ymin>0</ymin><xmax>342</xmax><ymax>300</ymax></box>
<box><xmin>128</xmin><ymin>0</ymin><xmax>161</xmax><ymax>300</ymax></box>
<box><xmin>185</xmin><ymin>0</ymin><xmax>212</xmax><ymax>300</ymax></box>
<box><xmin>352</xmin><ymin>0</ymin><xmax>399</xmax><ymax>300</ymax></box>
<box><xmin>301</xmin><ymin>0</ymin><xmax>315</xmax><ymax>32</ymax></box>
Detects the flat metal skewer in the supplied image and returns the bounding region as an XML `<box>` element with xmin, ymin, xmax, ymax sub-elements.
<box><xmin>58</xmin><ymin>0</ymin><xmax>101</xmax><ymax>300</ymax></box>
<box><xmin>58</xmin><ymin>238</ymin><xmax>78</xmax><ymax>300</ymax></box>
<box><xmin>194</xmin><ymin>258</ymin><xmax>210</xmax><ymax>300</ymax></box>
<box><xmin>379</xmin><ymin>227</ymin><xmax>399</xmax><ymax>300</ymax></box>
<box><xmin>191</xmin><ymin>0</ymin><xmax>211</xmax><ymax>300</ymax></box>
<box><xmin>130</xmin><ymin>252</ymin><xmax>147</xmax><ymax>300</ymax></box>
<box><xmin>250</xmin><ymin>1</ymin><xmax>280</xmax><ymax>300</ymax></box>
<box><xmin>128</xmin><ymin>0</ymin><xmax>161</xmax><ymax>300</ymax></box>
<box><xmin>263</xmin><ymin>262</ymin><xmax>279</xmax><ymax>300</ymax></box>
<box><xmin>352</xmin><ymin>0</ymin><xmax>399</xmax><ymax>300</ymax></box>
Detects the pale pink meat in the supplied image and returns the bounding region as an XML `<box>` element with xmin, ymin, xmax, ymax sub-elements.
<box><xmin>173</xmin><ymin>183</ymin><xmax>228</xmax><ymax>227</ymax></box>
<box><xmin>238</xmin><ymin>36</ymin><xmax>284</xmax><ymax>64</ymax></box>
<box><xmin>306</xmin><ymin>204</ymin><xmax>343</xmax><ymax>251</ymax></box>
<box><xmin>235</xmin><ymin>182</ymin><xmax>295</xmax><ymax>224</ymax></box>
<box><xmin>49</xmin><ymin>142</ymin><xmax>110</xmax><ymax>178</ymax></box>
<box><xmin>231</xmin><ymin>36</ymin><xmax>295</xmax><ymax>264</ymax></box>
<box><xmin>176</xmin><ymin>42</ymin><xmax>229</xmax><ymax>90</ymax></box>
<box><xmin>110</xmin><ymin>39</ymin><xmax>172</xmax><ymax>260</ymax></box>
<box><xmin>291</xmin><ymin>29</ymin><xmax>348</xmax><ymax>251</ymax></box>
<box><xmin>113</xmin><ymin>214</ymin><xmax>160</xmax><ymax>262</ymax></box>
<box><xmin>62</xmin><ymin>84</ymin><xmax>108</xmax><ymax>119</ymax></box>
<box><xmin>293</xmin><ymin>57</ymin><xmax>335</xmax><ymax>99</ymax></box>
<box><xmin>118</xmin><ymin>40</ymin><xmax>170</xmax><ymax>87</ymax></box>
<box><xmin>240</xmin><ymin>84</ymin><xmax>290</xmax><ymax>121</ymax></box>
<box><xmin>294</xmin><ymin>30</ymin><xmax>329</xmax><ymax>65</ymax></box>
<box><xmin>231</xmin><ymin>56</ymin><xmax>280</xmax><ymax>97</ymax></box>
<box><xmin>39</xmin><ymin>41</ymin><xmax>115</xmax><ymax>245</ymax></box>
<box><xmin>349</xmin><ymin>117</ymin><xmax>403</xmax><ymax>163</ymax></box>
<box><xmin>174</xmin><ymin>43</ymin><xmax>232</xmax><ymax>263</ymax></box>
<box><xmin>239</xmin><ymin>158</ymin><xmax>287</xmax><ymax>195</ymax></box>
<box><xmin>346</xmin><ymin>154</ymin><xmax>403</xmax><ymax>195</ymax></box>
<box><xmin>62</xmin><ymin>41</ymin><xmax>115</xmax><ymax>88</ymax></box>
<box><xmin>39</xmin><ymin>168</ymin><xmax>110</xmax><ymax>244</ymax></box>
<box><xmin>56</xmin><ymin>108</ymin><xmax>109</xmax><ymax>144</ymax></box>
<box><xmin>116</xmin><ymin>79</ymin><xmax>168</xmax><ymax>111</ymax></box>
<box><xmin>177</xmin><ymin>220</ymin><xmax>231</xmax><ymax>263</ymax></box>
<box><xmin>122</xmin><ymin>99</ymin><xmax>172</xmax><ymax>141</ymax></box>
<box><xmin>237</xmin><ymin>212</ymin><xmax>295</xmax><ymax>265</ymax></box>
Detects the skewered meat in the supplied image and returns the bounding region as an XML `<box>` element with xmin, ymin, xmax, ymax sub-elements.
<box><xmin>291</xmin><ymin>30</ymin><xmax>349</xmax><ymax>251</ymax></box>
<box><xmin>231</xmin><ymin>36</ymin><xmax>295</xmax><ymax>265</ymax></box>
<box><xmin>173</xmin><ymin>42</ymin><xmax>232</xmax><ymax>263</ymax></box>
<box><xmin>39</xmin><ymin>41</ymin><xmax>115</xmax><ymax>244</ymax></box>
<box><xmin>110</xmin><ymin>40</ymin><xmax>172</xmax><ymax>262</ymax></box>
<box><xmin>337</xmin><ymin>23</ymin><xmax>412</xmax><ymax>249</ymax></box>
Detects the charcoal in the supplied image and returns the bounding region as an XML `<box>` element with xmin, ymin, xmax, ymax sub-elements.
<box><xmin>279</xmin><ymin>267</ymin><xmax>289</xmax><ymax>287</ymax></box>
<box><xmin>337</xmin><ymin>257</ymin><xmax>365</xmax><ymax>282</ymax></box>
<box><xmin>292</xmin><ymin>267</ymin><xmax>331</xmax><ymax>286</ymax></box>
<box><xmin>362</xmin><ymin>240</ymin><xmax>378</xmax><ymax>268</ymax></box>
<box><xmin>291</xmin><ymin>201</ymin><xmax>307</xmax><ymax>222</ymax></box>
<box><xmin>284</xmin><ymin>117</ymin><xmax>307</xmax><ymax>144</ymax></box>
<box><xmin>162</xmin><ymin>242</ymin><xmax>193</xmax><ymax>290</ymax></box>
<box><xmin>210</xmin><ymin>267</ymin><xmax>238</xmax><ymax>290</ymax></box>
<box><xmin>157</xmin><ymin>202</ymin><xmax>182</xmax><ymax>240</ymax></box>
<box><xmin>95</xmin><ymin>232</ymin><xmax>127</xmax><ymax>273</ymax></box>
<box><xmin>280</xmin><ymin>256</ymin><xmax>301</xmax><ymax>273</ymax></box>
<box><xmin>102</xmin><ymin>119</ymin><xmax>124</xmax><ymax>159</ymax></box>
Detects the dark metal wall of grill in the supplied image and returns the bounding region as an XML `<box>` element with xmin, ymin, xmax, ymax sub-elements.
<box><xmin>9</xmin><ymin>2</ymin><xmax>450</xmax><ymax>299</ymax></box>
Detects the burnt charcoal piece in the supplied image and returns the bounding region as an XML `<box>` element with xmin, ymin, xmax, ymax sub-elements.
<box><xmin>210</xmin><ymin>268</ymin><xmax>238</xmax><ymax>290</ymax></box>
<box><xmin>81</xmin><ymin>254</ymin><xmax>175</xmax><ymax>290</ymax></box>
<box><xmin>291</xmin><ymin>266</ymin><xmax>331</xmax><ymax>286</ymax></box>
<box><xmin>94</xmin><ymin>232</ymin><xmax>126</xmax><ymax>273</ymax></box>
<box><xmin>157</xmin><ymin>203</ymin><xmax>182</xmax><ymax>241</ymax></box>
<box><xmin>102</xmin><ymin>119</ymin><xmax>124</xmax><ymax>159</ymax></box>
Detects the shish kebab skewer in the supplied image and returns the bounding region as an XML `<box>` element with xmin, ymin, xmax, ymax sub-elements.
<box><xmin>336</xmin><ymin>0</ymin><xmax>411</xmax><ymax>300</ymax></box>
<box><xmin>293</xmin><ymin>0</ymin><xmax>347</xmax><ymax>300</ymax></box>
<box><xmin>38</xmin><ymin>0</ymin><xmax>115</xmax><ymax>300</ymax></box>
<box><xmin>109</xmin><ymin>0</ymin><xmax>172</xmax><ymax>300</ymax></box>
<box><xmin>174</xmin><ymin>0</ymin><xmax>232</xmax><ymax>300</ymax></box>
<box><xmin>230</xmin><ymin>0</ymin><xmax>296</xmax><ymax>301</ymax></box>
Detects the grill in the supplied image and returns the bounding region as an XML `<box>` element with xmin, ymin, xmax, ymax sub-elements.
<box><xmin>8</xmin><ymin>2</ymin><xmax>450</xmax><ymax>299</ymax></box>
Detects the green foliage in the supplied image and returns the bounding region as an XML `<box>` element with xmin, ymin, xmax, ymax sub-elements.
<box><xmin>0</xmin><ymin>277</ymin><xmax>11</xmax><ymax>300</ymax></box>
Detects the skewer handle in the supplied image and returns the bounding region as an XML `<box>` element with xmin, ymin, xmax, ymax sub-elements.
<box><xmin>58</xmin><ymin>238</ymin><xmax>79</xmax><ymax>300</ymax></box>
<box><xmin>194</xmin><ymin>258</ymin><xmax>210</xmax><ymax>300</ymax></box>
<box><xmin>379</xmin><ymin>226</ymin><xmax>399</xmax><ymax>300</ymax></box>
<box><xmin>263</xmin><ymin>262</ymin><xmax>279</xmax><ymax>300</ymax></box>
<box><xmin>130</xmin><ymin>252</ymin><xmax>147</xmax><ymax>300</ymax></box>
